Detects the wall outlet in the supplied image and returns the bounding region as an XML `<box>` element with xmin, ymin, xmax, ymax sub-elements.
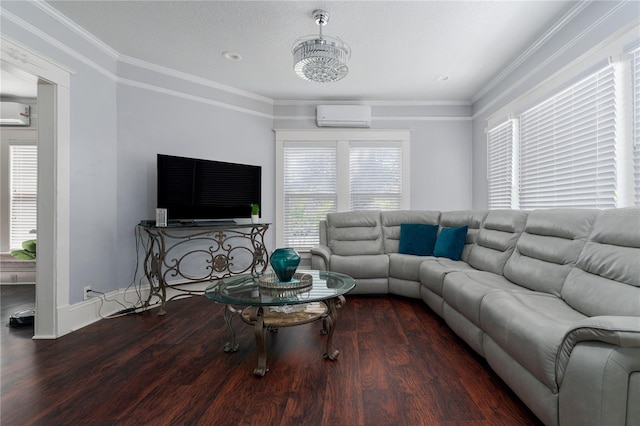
<box><xmin>83</xmin><ymin>285</ymin><xmax>92</xmax><ymax>301</ymax></box>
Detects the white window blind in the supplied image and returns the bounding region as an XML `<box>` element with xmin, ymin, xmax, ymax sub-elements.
<box><xmin>350</xmin><ymin>143</ymin><xmax>403</xmax><ymax>210</ymax></box>
<box><xmin>519</xmin><ymin>65</ymin><xmax>617</xmax><ymax>209</ymax></box>
<box><xmin>276</xmin><ymin>130</ymin><xmax>410</xmax><ymax>250</ymax></box>
<box><xmin>487</xmin><ymin>121</ymin><xmax>515</xmax><ymax>209</ymax></box>
<box><xmin>9</xmin><ymin>145</ymin><xmax>37</xmax><ymax>250</ymax></box>
<box><xmin>283</xmin><ymin>144</ymin><xmax>337</xmax><ymax>249</ymax></box>
<box><xmin>633</xmin><ymin>47</ymin><xmax>640</xmax><ymax>206</ymax></box>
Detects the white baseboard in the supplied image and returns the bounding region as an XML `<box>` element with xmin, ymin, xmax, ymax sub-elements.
<box><xmin>50</xmin><ymin>282</ymin><xmax>212</xmax><ymax>338</ymax></box>
<box><xmin>53</xmin><ymin>285</ymin><xmax>152</xmax><ymax>338</ymax></box>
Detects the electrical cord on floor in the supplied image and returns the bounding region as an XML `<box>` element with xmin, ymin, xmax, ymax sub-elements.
<box><xmin>87</xmin><ymin>289</ymin><xmax>158</xmax><ymax>319</ymax></box>
<box><xmin>84</xmin><ymin>227</ymin><xmax>161</xmax><ymax>320</ymax></box>
<box><xmin>119</xmin><ymin>226</ymin><xmax>148</xmax><ymax>308</ymax></box>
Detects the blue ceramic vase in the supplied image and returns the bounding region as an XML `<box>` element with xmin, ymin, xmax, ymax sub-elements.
<box><xmin>270</xmin><ymin>248</ymin><xmax>301</xmax><ymax>282</ymax></box>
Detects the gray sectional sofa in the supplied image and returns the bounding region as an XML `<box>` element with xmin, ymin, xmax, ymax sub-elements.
<box><xmin>310</xmin><ymin>208</ymin><xmax>640</xmax><ymax>426</ymax></box>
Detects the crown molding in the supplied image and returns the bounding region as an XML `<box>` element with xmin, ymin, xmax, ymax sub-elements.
<box><xmin>274</xmin><ymin>99</ymin><xmax>471</xmax><ymax>106</ymax></box>
<box><xmin>31</xmin><ymin>0</ymin><xmax>119</xmax><ymax>59</ymax></box>
<box><xmin>1</xmin><ymin>7</ymin><xmax>118</xmax><ymax>83</ymax></box>
<box><xmin>471</xmin><ymin>0</ymin><xmax>591</xmax><ymax>104</ymax></box>
<box><xmin>472</xmin><ymin>1</ymin><xmax>634</xmax><ymax>119</ymax></box>
<box><xmin>118</xmin><ymin>55</ymin><xmax>274</xmax><ymax>106</ymax></box>
<box><xmin>118</xmin><ymin>77</ymin><xmax>273</xmax><ymax>120</ymax></box>
<box><xmin>26</xmin><ymin>0</ymin><xmax>275</xmax><ymax>107</ymax></box>
<box><xmin>2</xmin><ymin>6</ymin><xmax>274</xmax><ymax>117</ymax></box>
<box><xmin>273</xmin><ymin>115</ymin><xmax>471</xmax><ymax>122</ymax></box>
<box><xmin>376</xmin><ymin>116</ymin><xmax>472</xmax><ymax>122</ymax></box>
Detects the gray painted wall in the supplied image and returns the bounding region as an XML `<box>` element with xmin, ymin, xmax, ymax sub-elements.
<box><xmin>274</xmin><ymin>103</ymin><xmax>474</xmax><ymax>211</ymax></box>
<box><xmin>2</xmin><ymin>1</ymin><xmax>119</xmax><ymax>304</ymax></box>
<box><xmin>115</xmin><ymin>85</ymin><xmax>275</xmax><ymax>289</ymax></box>
<box><xmin>2</xmin><ymin>1</ymin><xmax>276</xmax><ymax>304</ymax></box>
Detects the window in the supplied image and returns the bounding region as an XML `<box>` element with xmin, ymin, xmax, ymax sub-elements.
<box><xmin>487</xmin><ymin>63</ymin><xmax>629</xmax><ymax>210</ymax></box>
<box><xmin>519</xmin><ymin>65</ymin><xmax>617</xmax><ymax>209</ymax></box>
<box><xmin>633</xmin><ymin>47</ymin><xmax>640</xmax><ymax>206</ymax></box>
<box><xmin>350</xmin><ymin>142</ymin><xmax>403</xmax><ymax>210</ymax></box>
<box><xmin>283</xmin><ymin>144</ymin><xmax>337</xmax><ymax>248</ymax></box>
<box><xmin>487</xmin><ymin>120</ymin><xmax>516</xmax><ymax>209</ymax></box>
<box><xmin>276</xmin><ymin>130</ymin><xmax>410</xmax><ymax>250</ymax></box>
<box><xmin>9</xmin><ymin>145</ymin><xmax>37</xmax><ymax>250</ymax></box>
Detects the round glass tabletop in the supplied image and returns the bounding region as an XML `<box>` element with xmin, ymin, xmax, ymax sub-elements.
<box><xmin>204</xmin><ymin>270</ymin><xmax>356</xmax><ymax>306</ymax></box>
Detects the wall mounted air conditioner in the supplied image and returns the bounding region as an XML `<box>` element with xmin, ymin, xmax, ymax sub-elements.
<box><xmin>317</xmin><ymin>105</ymin><xmax>371</xmax><ymax>128</ymax></box>
<box><xmin>0</xmin><ymin>102</ymin><xmax>30</xmax><ymax>126</ymax></box>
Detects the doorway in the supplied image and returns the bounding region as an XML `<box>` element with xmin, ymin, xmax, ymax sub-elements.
<box><xmin>0</xmin><ymin>66</ymin><xmax>38</xmax><ymax>336</ymax></box>
<box><xmin>1</xmin><ymin>36</ymin><xmax>71</xmax><ymax>338</ymax></box>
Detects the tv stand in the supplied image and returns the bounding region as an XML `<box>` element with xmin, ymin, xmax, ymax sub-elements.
<box><xmin>138</xmin><ymin>222</ymin><xmax>269</xmax><ymax>315</ymax></box>
<box><xmin>193</xmin><ymin>219</ymin><xmax>238</xmax><ymax>226</ymax></box>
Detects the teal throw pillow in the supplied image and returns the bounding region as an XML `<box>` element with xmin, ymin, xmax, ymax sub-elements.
<box><xmin>434</xmin><ymin>226</ymin><xmax>468</xmax><ymax>261</ymax></box>
<box><xmin>398</xmin><ymin>223</ymin><xmax>439</xmax><ymax>256</ymax></box>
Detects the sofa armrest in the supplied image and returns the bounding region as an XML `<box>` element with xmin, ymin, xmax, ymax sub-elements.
<box><xmin>559</xmin><ymin>343</ymin><xmax>640</xmax><ymax>426</ymax></box>
<box><xmin>310</xmin><ymin>245</ymin><xmax>332</xmax><ymax>270</ymax></box>
<box><xmin>556</xmin><ymin>316</ymin><xmax>640</xmax><ymax>384</ymax></box>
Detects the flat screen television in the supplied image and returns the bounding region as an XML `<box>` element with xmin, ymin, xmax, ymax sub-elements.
<box><xmin>157</xmin><ymin>154</ymin><xmax>261</xmax><ymax>222</ymax></box>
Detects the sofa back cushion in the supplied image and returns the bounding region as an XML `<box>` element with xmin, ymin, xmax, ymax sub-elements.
<box><xmin>380</xmin><ymin>210</ymin><xmax>440</xmax><ymax>253</ymax></box>
<box><xmin>562</xmin><ymin>208</ymin><xmax>640</xmax><ymax>316</ymax></box>
<box><xmin>326</xmin><ymin>210</ymin><xmax>384</xmax><ymax>255</ymax></box>
<box><xmin>467</xmin><ymin>210</ymin><xmax>528</xmax><ymax>275</ymax></box>
<box><xmin>503</xmin><ymin>209</ymin><xmax>598</xmax><ymax>296</ymax></box>
<box><xmin>438</xmin><ymin>210</ymin><xmax>488</xmax><ymax>261</ymax></box>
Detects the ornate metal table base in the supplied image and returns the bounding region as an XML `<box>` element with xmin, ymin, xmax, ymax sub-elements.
<box><xmin>205</xmin><ymin>270</ymin><xmax>356</xmax><ymax>377</ymax></box>
<box><xmin>223</xmin><ymin>304</ymin><xmax>241</xmax><ymax>353</ymax></box>
<box><xmin>223</xmin><ymin>296</ymin><xmax>347</xmax><ymax>376</ymax></box>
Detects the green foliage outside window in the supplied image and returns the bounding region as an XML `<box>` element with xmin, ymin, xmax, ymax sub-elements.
<box><xmin>11</xmin><ymin>239</ymin><xmax>36</xmax><ymax>260</ymax></box>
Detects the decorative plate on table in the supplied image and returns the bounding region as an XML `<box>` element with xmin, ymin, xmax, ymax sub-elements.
<box><xmin>258</xmin><ymin>272</ymin><xmax>313</xmax><ymax>289</ymax></box>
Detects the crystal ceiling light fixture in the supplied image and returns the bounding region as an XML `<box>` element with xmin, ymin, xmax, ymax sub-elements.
<box><xmin>292</xmin><ymin>9</ymin><xmax>351</xmax><ymax>83</ymax></box>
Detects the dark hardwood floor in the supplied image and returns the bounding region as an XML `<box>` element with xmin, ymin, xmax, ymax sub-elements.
<box><xmin>1</xmin><ymin>284</ymin><xmax>35</xmax><ymax>339</ymax></box>
<box><xmin>1</xmin><ymin>292</ymin><xmax>541</xmax><ymax>425</ymax></box>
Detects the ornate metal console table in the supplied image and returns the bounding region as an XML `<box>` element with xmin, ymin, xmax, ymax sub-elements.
<box><xmin>138</xmin><ymin>222</ymin><xmax>269</xmax><ymax>315</ymax></box>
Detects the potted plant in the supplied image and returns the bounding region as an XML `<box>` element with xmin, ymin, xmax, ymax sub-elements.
<box><xmin>250</xmin><ymin>204</ymin><xmax>260</xmax><ymax>223</ymax></box>
<box><xmin>10</xmin><ymin>229</ymin><xmax>37</xmax><ymax>260</ymax></box>
<box><xmin>10</xmin><ymin>239</ymin><xmax>36</xmax><ymax>260</ymax></box>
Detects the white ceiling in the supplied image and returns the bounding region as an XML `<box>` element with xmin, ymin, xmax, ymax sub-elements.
<box><xmin>29</xmin><ymin>1</ymin><xmax>576</xmax><ymax>102</ymax></box>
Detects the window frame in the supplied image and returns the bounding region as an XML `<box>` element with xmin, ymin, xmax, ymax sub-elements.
<box><xmin>0</xmin><ymin>130</ymin><xmax>38</xmax><ymax>253</ymax></box>
<box><xmin>275</xmin><ymin>129</ymin><xmax>410</xmax><ymax>250</ymax></box>
<box><xmin>486</xmin><ymin>119</ymin><xmax>518</xmax><ymax>209</ymax></box>
<box><xmin>632</xmin><ymin>46</ymin><xmax>640</xmax><ymax>206</ymax></box>
<box><xmin>9</xmin><ymin>143</ymin><xmax>38</xmax><ymax>250</ymax></box>
<box><xmin>517</xmin><ymin>64</ymin><xmax>618</xmax><ymax>209</ymax></box>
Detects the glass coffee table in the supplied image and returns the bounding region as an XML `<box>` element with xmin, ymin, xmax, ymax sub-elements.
<box><xmin>205</xmin><ymin>270</ymin><xmax>356</xmax><ymax>376</ymax></box>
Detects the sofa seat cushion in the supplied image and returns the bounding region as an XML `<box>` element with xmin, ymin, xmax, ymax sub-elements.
<box><xmin>479</xmin><ymin>291</ymin><xmax>587</xmax><ymax>393</ymax></box>
<box><xmin>441</xmin><ymin>271</ymin><xmax>525</xmax><ymax>326</ymax></box>
<box><xmin>389</xmin><ymin>253</ymin><xmax>429</xmax><ymax>282</ymax></box>
<box><xmin>330</xmin><ymin>254</ymin><xmax>389</xmax><ymax>279</ymax></box>
<box><xmin>419</xmin><ymin>258</ymin><xmax>477</xmax><ymax>297</ymax></box>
